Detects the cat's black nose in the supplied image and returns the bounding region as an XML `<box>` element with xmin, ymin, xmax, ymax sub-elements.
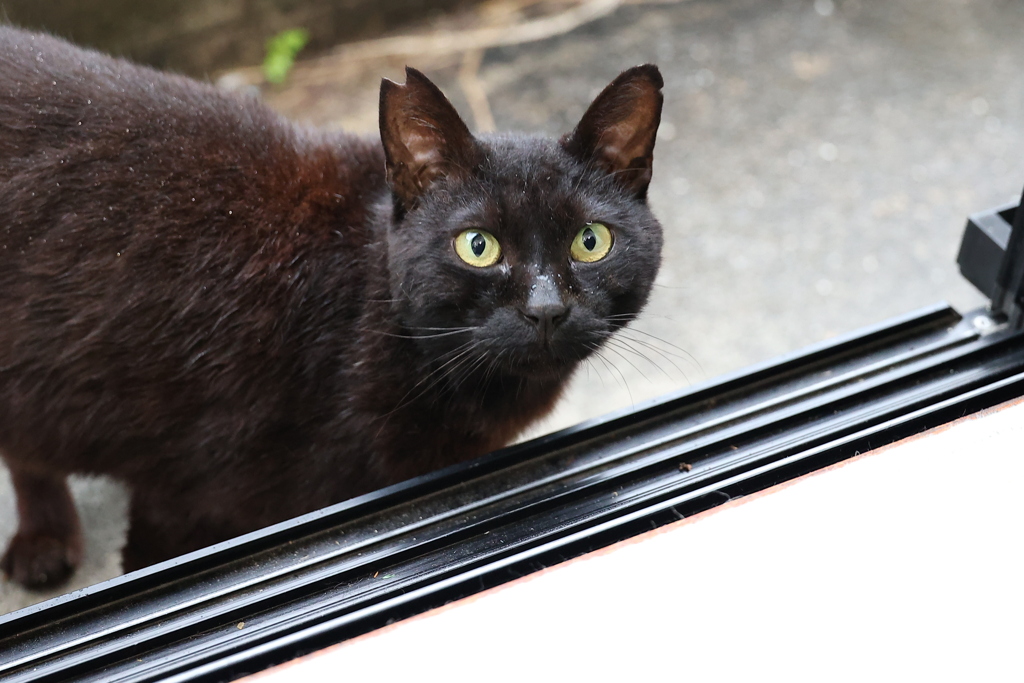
<box><xmin>521</xmin><ymin>302</ymin><xmax>569</xmax><ymax>334</ymax></box>
<box><xmin>521</xmin><ymin>302</ymin><xmax>569</xmax><ymax>344</ymax></box>
<box><xmin>521</xmin><ymin>276</ymin><xmax>569</xmax><ymax>343</ymax></box>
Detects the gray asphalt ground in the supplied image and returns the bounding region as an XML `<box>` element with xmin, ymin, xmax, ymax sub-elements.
<box><xmin>3</xmin><ymin>0</ymin><xmax>1021</xmax><ymax>613</ymax></box>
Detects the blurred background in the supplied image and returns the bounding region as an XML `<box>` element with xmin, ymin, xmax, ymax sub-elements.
<box><xmin>2</xmin><ymin>0</ymin><xmax>1022</xmax><ymax>612</ymax></box>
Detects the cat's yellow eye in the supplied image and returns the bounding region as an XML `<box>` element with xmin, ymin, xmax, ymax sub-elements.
<box><xmin>571</xmin><ymin>223</ymin><xmax>613</xmax><ymax>263</ymax></box>
<box><xmin>454</xmin><ymin>229</ymin><xmax>502</xmax><ymax>267</ymax></box>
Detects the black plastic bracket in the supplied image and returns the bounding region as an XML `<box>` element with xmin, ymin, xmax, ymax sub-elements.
<box><xmin>958</xmin><ymin>185</ymin><xmax>1024</xmax><ymax>326</ymax></box>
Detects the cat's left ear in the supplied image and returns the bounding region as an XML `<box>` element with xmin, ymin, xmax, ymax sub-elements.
<box><xmin>561</xmin><ymin>64</ymin><xmax>664</xmax><ymax>200</ymax></box>
<box><xmin>379</xmin><ymin>67</ymin><xmax>477</xmax><ymax>210</ymax></box>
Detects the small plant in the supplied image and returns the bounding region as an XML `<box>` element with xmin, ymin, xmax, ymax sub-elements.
<box><xmin>263</xmin><ymin>29</ymin><xmax>310</xmax><ymax>84</ymax></box>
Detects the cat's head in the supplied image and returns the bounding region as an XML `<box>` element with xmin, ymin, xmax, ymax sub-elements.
<box><xmin>378</xmin><ymin>65</ymin><xmax>663</xmax><ymax>382</ymax></box>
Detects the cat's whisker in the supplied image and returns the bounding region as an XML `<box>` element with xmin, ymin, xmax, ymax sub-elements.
<box><xmin>606</xmin><ymin>314</ymin><xmax>684</xmax><ymax>329</ymax></box>
<box><xmin>430</xmin><ymin>339</ymin><xmax>478</xmax><ymax>362</ymax></box>
<box><xmin>442</xmin><ymin>344</ymin><xmax>502</xmax><ymax>398</ymax></box>
<box><xmin>466</xmin><ymin>350</ymin><xmax>505</xmax><ymax>408</ymax></box>
<box><xmin>602</xmin><ymin>353</ymin><xmax>635</xmax><ymax>409</ymax></box>
<box><xmin>586</xmin><ymin>344</ymin><xmax>633</xmax><ymax>408</ymax></box>
<box><xmin>616</xmin><ymin>327</ymin><xmax>705</xmax><ymax>377</ymax></box>
<box><xmin>374</xmin><ymin>340</ymin><xmax>481</xmax><ymax>424</ymax></box>
<box><xmin>617</xmin><ymin>325</ymin><xmax>695</xmax><ymax>358</ymax></box>
<box><xmin>481</xmin><ymin>349</ymin><xmax>505</xmax><ymax>388</ymax></box>
<box><xmin>628</xmin><ymin>341</ymin><xmax>690</xmax><ymax>385</ymax></box>
<box><xmin>588</xmin><ymin>357</ymin><xmax>612</xmax><ymax>391</ymax></box>
<box><xmin>607</xmin><ymin>312</ymin><xmax>680</xmax><ymax>323</ymax></box>
<box><xmin>601</xmin><ymin>339</ymin><xmax>655</xmax><ymax>386</ymax></box>
<box><xmin>361</xmin><ymin>326</ymin><xmax>478</xmax><ymax>340</ymax></box>
<box><xmin>372</xmin><ymin>350</ymin><xmax>478</xmax><ymax>439</ymax></box>
<box><xmin>429</xmin><ymin>343</ymin><xmax>483</xmax><ymax>385</ymax></box>
<box><xmin>414</xmin><ymin>325</ymin><xmax>479</xmax><ymax>334</ymax></box>
<box><xmin>650</xmin><ymin>283</ymin><xmax>698</xmax><ymax>291</ymax></box>
<box><xmin>447</xmin><ymin>351</ymin><xmax>490</xmax><ymax>396</ymax></box>
<box><xmin>604</xmin><ymin>337</ymin><xmax>675</xmax><ymax>384</ymax></box>
<box><xmin>611</xmin><ymin>333</ymin><xmax>692</xmax><ymax>378</ymax></box>
<box><xmin>582</xmin><ymin>357</ymin><xmax>599</xmax><ymax>387</ymax></box>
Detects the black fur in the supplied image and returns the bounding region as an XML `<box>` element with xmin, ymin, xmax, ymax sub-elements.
<box><xmin>0</xmin><ymin>26</ymin><xmax>664</xmax><ymax>587</ymax></box>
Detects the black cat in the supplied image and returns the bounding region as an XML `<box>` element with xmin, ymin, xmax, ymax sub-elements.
<box><xmin>0</xmin><ymin>26</ymin><xmax>664</xmax><ymax>588</ymax></box>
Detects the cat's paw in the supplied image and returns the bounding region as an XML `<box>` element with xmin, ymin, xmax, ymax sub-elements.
<box><xmin>1</xmin><ymin>533</ymin><xmax>81</xmax><ymax>589</ymax></box>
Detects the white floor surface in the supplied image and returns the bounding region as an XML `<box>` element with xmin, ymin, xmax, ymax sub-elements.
<box><xmin>248</xmin><ymin>397</ymin><xmax>1024</xmax><ymax>682</ymax></box>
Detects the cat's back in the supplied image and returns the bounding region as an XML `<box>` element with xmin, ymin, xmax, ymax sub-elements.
<box><xmin>0</xmin><ymin>27</ymin><xmax>386</xmax><ymax>457</ymax></box>
<box><xmin>0</xmin><ymin>25</ymin><xmax>385</xmax><ymax>270</ymax></box>
<box><xmin>0</xmin><ymin>26</ymin><xmax>291</xmax><ymax>175</ymax></box>
<box><xmin>0</xmin><ymin>24</ymin><xmax>317</xmax><ymax>205</ymax></box>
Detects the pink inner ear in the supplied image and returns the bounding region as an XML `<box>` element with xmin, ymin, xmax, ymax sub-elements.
<box><xmin>562</xmin><ymin>67</ymin><xmax>663</xmax><ymax>194</ymax></box>
<box><xmin>403</xmin><ymin>129</ymin><xmax>446</xmax><ymax>180</ymax></box>
<box><xmin>594</xmin><ymin>122</ymin><xmax>657</xmax><ymax>185</ymax></box>
<box><xmin>380</xmin><ymin>68</ymin><xmax>476</xmax><ymax>205</ymax></box>
<box><xmin>598</xmin><ymin>122</ymin><xmax>648</xmax><ymax>169</ymax></box>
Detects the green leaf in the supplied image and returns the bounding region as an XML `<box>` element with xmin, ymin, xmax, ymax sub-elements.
<box><xmin>263</xmin><ymin>28</ymin><xmax>310</xmax><ymax>84</ymax></box>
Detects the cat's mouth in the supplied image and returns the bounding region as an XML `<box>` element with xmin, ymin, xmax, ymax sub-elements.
<box><xmin>459</xmin><ymin>309</ymin><xmax>615</xmax><ymax>379</ymax></box>
<box><xmin>476</xmin><ymin>332</ymin><xmax>605</xmax><ymax>381</ymax></box>
<box><xmin>411</xmin><ymin>310</ymin><xmax>611</xmax><ymax>382</ymax></box>
<box><xmin>499</xmin><ymin>347</ymin><xmax>579</xmax><ymax>378</ymax></box>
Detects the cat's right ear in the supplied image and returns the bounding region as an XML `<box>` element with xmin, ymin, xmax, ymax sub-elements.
<box><xmin>379</xmin><ymin>67</ymin><xmax>477</xmax><ymax>211</ymax></box>
<box><xmin>561</xmin><ymin>64</ymin><xmax>664</xmax><ymax>200</ymax></box>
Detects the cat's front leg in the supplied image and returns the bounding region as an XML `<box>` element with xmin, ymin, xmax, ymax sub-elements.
<box><xmin>1</xmin><ymin>461</ymin><xmax>84</xmax><ymax>589</ymax></box>
<box><xmin>121</xmin><ymin>484</ymin><xmax>248</xmax><ymax>573</ymax></box>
